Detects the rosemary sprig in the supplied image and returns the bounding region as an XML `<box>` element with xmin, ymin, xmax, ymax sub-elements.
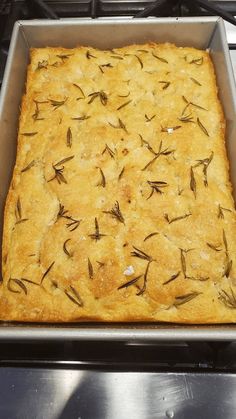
<box><xmin>15</xmin><ymin>198</ymin><xmax>28</xmax><ymax>224</ymax></box>
<box><xmin>146</xmin><ymin>180</ymin><xmax>168</xmax><ymax>199</ymax></box>
<box><xmin>197</xmin><ymin>117</ymin><xmax>209</xmax><ymax>136</ymax></box>
<box><xmin>88</xmin><ymin>218</ymin><xmax>106</xmax><ymax>241</ymax></box>
<box><xmin>158</xmin><ymin>81</ymin><xmax>170</xmax><ymax>90</ymax></box>
<box><xmin>103</xmin><ymin>201</ymin><xmax>125</xmax><ymax>224</ymax></box>
<box><xmin>152</xmin><ymin>52</ymin><xmax>168</xmax><ymax>63</ymax></box>
<box><xmin>142</xmin><ymin>140</ymin><xmax>174</xmax><ymax>171</ymax></box>
<box><xmin>223</xmin><ymin>258</ymin><xmax>232</xmax><ymax>278</ymax></box>
<box><xmin>48</xmin><ymin>155</ymin><xmax>74</xmax><ymax>184</ymax></box>
<box><xmin>178</xmin><ymin>113</ymin><xmax>194</xmax><ymax>123</ymax></box>
<box><xmin>190</xmin><ymin>167</ymin><xmax>196</xmax><ymax>198</ymax></box>
<box><xmin>99</xmin><ymin>63</ymin><xmax>113</xmax><ymax>73</ymax></box>
<box><xmin>136</xmin><ymin>261</ymin><xmax>151</xmax><ymax>296</ymax></box>
<box><xmin>73</xmin><ymin>83</ymin><xmax>85</xmax><ymax>100</ymax></box>
<box><xmin>102</xmin><ymin>143</ymin><xmax>115</xmax><ymax>159</ymax></box>
<box><xmin>97</xmin><ymin>167</ymin><xmax>106</xmax><ymax>187</ymax></box>
<box><xmin>71</xmin><ymin>115</ymin><xmax>90</xmax><ymax>121</ymax></box>
<box><xmin>118</xmin><ymin>275</ymin><xmax>143</xmax><ymax>290</ymax></box>
<box><xmin>21</xmin><ymin>160</ymin><xmax>36</xmax><ymax>173</ymax></box>
<box><xmin>207</xmin><ymin>242</ymin><xmax>222</xmax><ymax>252</ymax></box>
<box><xmin>88</xmin><ymin>91</ymin><xmax>108</xmax><ymax>106</ymax></box>
<box><xmin>66</xmin><ymin>127</ymin><xmax>72</xmax><ymax>148</ymax></box>
<box><xmin>163</xmin><ymin>271</ymin><xmax>181</xmax><ymax>285</ymax></box>
<box><xmin>86</xmin><ymin>50</ymin><xmax>96</xmax><ymax>59</ymax></box>
<box><xmin>118</xmin><ymin>167</ymin><xmax>125</xmax><ymax>181</ymax></box>
<box><xmin>66</xmin><ymin>218</ymin><xmax>81</xmax><ymax>232</ymax></box>
<box><xmin>21</xmin><ymin>132</ymin><xmax>38</xmax><ymax>137</ymax></box>
<box><xmin>189</xmin><ymin>57</ymin><xmax>203</xmax><ymax>65</ymax></box>
<box><xmin>36</xmin><ymin>60</ymin><xmax>48</xmax><ymax>70</ymax></box>
<box><xmin>219</xmin><ymin>288</ymin><xmax>236</xmax><ymax>309</ymax></box>
<box><xmin>190</xmin><ymin>77</ymin><xmax>202</xmax><ymax>86</ymax></box>
<box><xmin>56</xmin><ymin>53</ymin><xmax>73</xmax><ymax>61</ymax></box>
<box><xmin>117</xmin><ymin>100</ymin><xmax>132</xmax><ymax>111</ymax></box>
<box><xmin>131</xmin><ymin>246</ymin><xmax>152</xmax><ymax>262</ymax></box>
<box><xmin>41</xmin><ymin>261</ymin><xmax>55</xmax><ymax>284</ymax></box>
<box><xmin>218</xmin><ymin>204</ymin><xmax>232</xmax><ymax>219</ymax></box>
<box><xmin>65</xmin><ymin>285</ymin><xmax>84</xmax><ymax>307</ymax></box>
<box><xmin>180</xmin><ymin>249</ymin><xmax>187</xmax><ymax>278</ymax></box>
<box><xmin>32</xmin><ymin>100</ymin><xmax>45</xmax><ymax>121</ymax></box>
<box><xmin>7</xmin><ymin>278</ymin><xmax>27</xmax><ymax>295</ymax></box>
<box><xmin>63</xmin><ymin>239</ymin><xmax>73</xmax><ymax>258</ymax></box>
<box><xmin>173</xmin><ymin>292</ymin><xmax>201</xmax><ymax>307</ymax></box>
<box><xmin>164</xmin><ymin>212</ymin><xmax>191</xmax><ymax>224</ymax></box>
<box><xmin>143</xmin><ymin>232</ymin><xmax>158</xmax><ymax>242</ymax></box>
<box><xmin>108</xmin><ymin>118</ymin><xmax>128</xmax><ymax>134</ymax></box>
<box><xmin>88</xmin><ymin>258</ymin><xmax>93</xmax><ymax>279</ymax></box>
<box><xmin>49</xmin><ymin>97</ymin><xmax>67</xmax><ymax>110</ymax></box>
<box><xmin>194</xmin><ymin>151</ymin><xmax>213</xmax><ymax>186</ymax></box>
<box><xmin>134</xmin><ymin>54</ymin><xmax>143</xmax><ymax>69</ymax></box>
<box><xmin>145</xmin><ymin>114</ymin><xmax>156</xmax><ymax>122</ymax></box>
<box><xmin>139</xmin><ymin>134</ymin><xmax>156</xmax><ymax>155</ymax></box>
<box><xmin>57</xmin><ymin>203</ymin><xmax>68</xmax><ymax>219</ymax></box>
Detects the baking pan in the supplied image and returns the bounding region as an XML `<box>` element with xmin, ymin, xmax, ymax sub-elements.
<box><xmin>1</xmin><ymin>17</ymin><xmax>236</xmax><ymax>341</ymax></box>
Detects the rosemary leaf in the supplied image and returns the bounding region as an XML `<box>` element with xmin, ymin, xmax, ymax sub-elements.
<box><xmin>158</xmin><ymin>81</ymin><xmax>170</xmax><ymax>90</ymax></box>
<box><xmin>21</xmin><ymin>160</ymin><xmax>35</xmax><ymax>173</ymax></box>
<box><xmin>21</xmin><ymin>132</ymin><xmax>38</xmax><ymax>137</ymax></box>
<box><xmin>88</xmin><ymin>218</ymin><xmax>106</xmax><ymax>241</ymax></box>
<box><xmin>71</xmin><ymin>115</ymin><xmax>91</xmax><ymax>121</ymax></box>
<box><xmin>136</xmin><ymin>261</ymin><xmax>151</xmax><ymax>296</ymax></box>
<box><xmin>190</xmin><ymin>167</ymin><xmax>196</xmax><ymax>198</ymax></box>
<box><xmin>117</xmin><ymin>100</ymin><xmax>132</xmax><ymax>111</ymax></box>
<box><xmin>103</xmin><ymin>201</ymin><xmax>125</xmax><ymax>224</ymax></box>
<box><xmin>207</xmin><ymin>242</ymin><xmax>222</xmax><ymax>252</ymax></box>
<box><xmin>65</xmin><ymin>285</ymin><xmax>84</xmax><ymax>307</ymax></box>
<box><xmin>131</xmin><ymin>246</ymin><xmax>152</xmax><ymax>262</ymax></box>
<box><xmin>73</xmin><ymin>83</ymin><xmax>85</xmax><ymax>99</ymax></box>
<box><xmin>118</xmin><ymin>167</ymin><xmax>125</xmax><ymax>181</ymax></box>
<box><xmin>86</xmin><ymin>50</ymin><xmax>96</xmax><ymax>59</ymax></box>
<box><xmin>41</xmin><ymin>261</ymin><xmax>55</xmax><ymax>284</ymax></box>
<box><xmin>7</xmin><ymin>278</ymin><xmax>27</xmax><ymax>295</ymax></box>
<box><xmin>219</xmin><ymin>288</ymin><xmax>236</xmax><ymax>309</ymax></box>
<box><xmin>118</xmin><ymin>275</ymin><xmax>143</xmax><ymax>290</ymax></box>
<box><xmin>197</xmin><ymin>117</ymin><xmax>209</xmax><ymax>136</ymax></box>
<box><xmin>147</xmin><ymin>180</ymin><xmax>168</xmax><ymax>199</ymax></box>
<box><xmin>134</xmin><ymin>54</ymin><xmax>143</xmax><ymax>69</ymax></box>
<box><xmin>180</xmin><ymin>249</ymin><xmax>187</xmax><ymax>278</ymax></box>
<box><xmin>66</xmin><ymin>127</ymin><xmax>72</xmax><ymax>148</ymax></box>
<box><xmin>63</xmin><ymin>239</ymin><xmax>73</xmax><ymax>258</ymax></box>
<box><xmin>165</xmin><ymin>213</ymin><xmax>191</xmax><ymax>224</ymax></box>
<box><xmin>190</xmin><ymin>77</ymin><xmax>202</xmax><ymax>86</ymax></box>
<box><xmin>144</xmin><ymin>232</ymin><xmax>159</xmax><ymax>242</ymax></box>
<box><xmin>95</xmin><ymin>167</ymin><xmax>105</xmax><ymax>188</ymax></box>
<box><xmin>163</xmin><ymin>271</ymin><xmax>181</xmax><ymax>285</ymax></box>
<box><xmin>152</xmin><ymin>52</ymin><xmax>168</xmax><ymax>63</ymax></box>
<box><xmin>102</xmin><ymin>143</ymin><xmax>115</xmax><ymax>159</ymax></box>
<box><xmin>173</xmin><ymin>292</ymin><xmax>201</xmax><ymax>307</ymax></box>
<box><xmin>88</xmin><ymin>258</ymin><xmax>93</xmax><ymax>279</ymax></box>
<box><xmin>55</xmin><ymin>156</ymin><xmax>74</xmax><ymax>166</ymax></box>
<box><xmin>145</xmin><ymin>114</ymin><xmax>156</xmax><ymax>122</ymax></box>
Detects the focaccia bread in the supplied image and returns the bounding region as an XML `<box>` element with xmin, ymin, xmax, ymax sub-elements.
<box><xmin>1</xmin><ymin>42</ymin><xmax>236</xmax><ymax>323</ymax></box>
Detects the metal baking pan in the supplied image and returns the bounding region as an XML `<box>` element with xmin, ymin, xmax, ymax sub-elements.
<box><xmin>1</xmin><ymin>17</ymin><xmax>236</xmax><ymax>341</ymax></box>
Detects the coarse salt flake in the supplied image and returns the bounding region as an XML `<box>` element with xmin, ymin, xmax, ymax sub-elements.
<box><xmin>123</xmin><ymin>265</ymin><xmax>135</xmax><ymax>276</ymax></box>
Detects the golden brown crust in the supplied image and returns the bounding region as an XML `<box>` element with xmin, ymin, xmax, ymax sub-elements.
<box><xmin>1</xmin><ymin>42</ymin><xmax>236</xmax><ymax>323</ymax></box>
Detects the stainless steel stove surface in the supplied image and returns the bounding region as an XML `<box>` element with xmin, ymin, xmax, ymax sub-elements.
<box><xmin>2</xmin><ymin>1</ymin><xmax>236</xmax><ymax>418</ymax></box>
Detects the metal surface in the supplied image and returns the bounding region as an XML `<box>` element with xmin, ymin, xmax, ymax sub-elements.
<box><xmin>0</xmin><ymin>367</ymin><xmax>235</xmax><ymax>418</ymax></box>
<box><xmin>1</xmin><ymin>17</ymin><xmax>236</xmax><ymax>341</ymax></box>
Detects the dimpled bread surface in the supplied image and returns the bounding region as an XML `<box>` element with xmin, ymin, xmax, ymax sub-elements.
<box><xmin>1</xmin><ymin>42</ymin><xmax>236</xmax><ymax>323</ymax></box>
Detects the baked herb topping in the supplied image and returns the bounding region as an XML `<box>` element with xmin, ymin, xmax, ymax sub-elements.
<box><xmin>103</xmin><ymin>201</ymin><xmax>125</xmax><ymax>224</ymax></box>
<box><xmin>146</xmin><ymin>181</ymin><xmax>168</xmax><ymax>199</ymax></box>
<box><xmin>88</xmin><ymin>218</ymin><xmax>106</xmax><ymax>241</ymax></box>
<box><xmin>65</xmin><ymin>286</ymin><xmax>84</xmax><ymax>307</ymax></box>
